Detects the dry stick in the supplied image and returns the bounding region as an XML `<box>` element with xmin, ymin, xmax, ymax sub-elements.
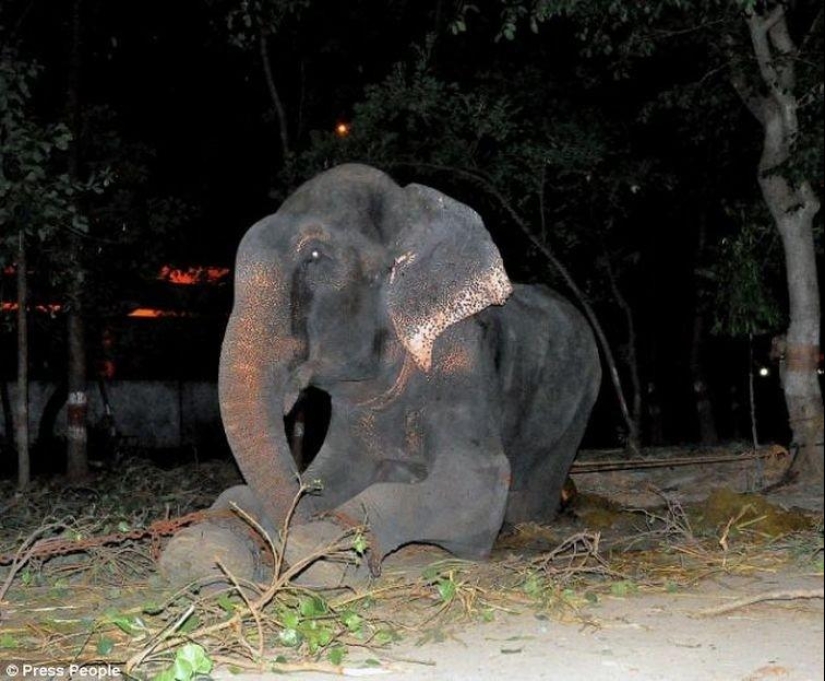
<box><xmin>696</xmin><ymin>587</ymin><xmax>824</xmax><ymax>617</ymax></box>
<box><xmin>125</xmin><ymin>605</ymin><xmax>196</xmax><ymax>672</ymax></box>
<box><xmin>215</xmin><ymin>558</ymin><xmax>264</xmax><ymax>661</ymax></box>
<box><xmin>0</xmin><ymin>520</ymin><xmax>70</xmax><ymax>605</ymax></box>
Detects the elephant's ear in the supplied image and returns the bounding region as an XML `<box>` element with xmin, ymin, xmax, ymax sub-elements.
<box><xmin>387</xmin><ymin>184</ymin><xmax>513</xmax><ymax>372</ymax></box>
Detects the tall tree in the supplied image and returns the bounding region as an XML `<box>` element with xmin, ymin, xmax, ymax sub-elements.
<box><xmin>15</xmin><ymin>229</ymin><xmax>29</xmax><ymax>488</ymax></box>
<box><xmin>738</xmin><ymin>4</ymin><xmax>822</xmax><ymax>478</ymax></box>
<box><xmin>0</xmin><ymin>48</ymin><xmax>85</xmax><ymax>483</ymax></box>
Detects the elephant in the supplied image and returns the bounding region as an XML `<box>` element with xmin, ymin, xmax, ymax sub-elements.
<box><xmin>159</xmin><ymin>163</ymin><xmax>601</xmax><ymax>587</ymax></box>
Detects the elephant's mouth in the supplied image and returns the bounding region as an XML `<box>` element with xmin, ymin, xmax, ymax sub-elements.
<box><xmin>284</xmin><ymin>386</ymin><xmax>331</xmax><ymax>472</ymax></box>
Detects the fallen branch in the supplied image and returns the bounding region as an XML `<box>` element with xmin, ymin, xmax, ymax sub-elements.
<box><xmin>696</xmin><ymin>587</ymin><xmax>824</xmax><ymax>617</ymax></box>
<box><xmin>571</xmin><ymin>445</ymin><xmax>788</xmax><ymax>474</ymax></box>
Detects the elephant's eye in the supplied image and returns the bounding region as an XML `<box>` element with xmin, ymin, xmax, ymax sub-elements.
<box><xmin>303</xmin><ymin>245</ymin><xmax>324</xmax><ymax>264</ymax></box>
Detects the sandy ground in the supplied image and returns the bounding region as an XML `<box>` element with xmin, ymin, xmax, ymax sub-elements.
<box><xmin>212</xmin><ymin>568</ymin><xmax>823</xmax><ymax>681</ymax></box>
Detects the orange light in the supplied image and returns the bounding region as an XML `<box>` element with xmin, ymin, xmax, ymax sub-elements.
<box><xmin>158</xmin><ymin>265</ymin><xmax>230</xmax><ymax>285</ymax></box>
<box><xmin>128</xmin><ymin>308</ymin><xmax>166</xmax><ymax>318</ymax></box>
<box><xmin>128</xmin><ymin>308</ymin><xmax>191</xmax><ymax>318</ymax></box>
<box><xmin>1</xmin><ymin>302</ymin><xmax>62</xmax><ymax>314</ymax></box>
<box><xmin>334</xmin><ymin>122</ymin><xmax>351</xmax><ymax>138</ymax></box>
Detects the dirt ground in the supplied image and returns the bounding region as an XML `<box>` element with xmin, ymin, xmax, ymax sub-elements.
<box><xmin>0</xmin><ymin>447</ymin><xmax>822</xmax><ymax>681</ymax></box>
<box><xmin>212</xmin><ymin>452</ymin><xmax>825</xmax><ymax>681</ymax></box>
<box><xmin>233</xmin><ymin>567</ymin><xmax>821</xmax><ymax>681</ymax></box>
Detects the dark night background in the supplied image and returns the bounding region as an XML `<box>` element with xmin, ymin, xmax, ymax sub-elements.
<box><xmin>1</xmin><ymin>0</ymin><xmax>822</xmax><ymax>475</ymax></box>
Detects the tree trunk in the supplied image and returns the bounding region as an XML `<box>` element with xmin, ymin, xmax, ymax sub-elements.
<box><xmin>602</xmin><ymin>252</ymin><xmax>643</xmax><ymax>443</ymax></box>
<box><xmin>743</xmin><ymin>8</ymin><xmax>823</xmax><ymax>483</ymax></box>
<box><xmin>259</xmin><ymin>33</ymin><xmax>289</xmax><ymax>159</ymax></box>
<box><xmin>15</xmin><ymin>230</ymin><xmax>30</xmax><ymax>489</ymax></box>
<box><xmin>66</xmin><ymin>297</ymin><xmax>88</xmax><ymax>480</ymax></box>
<box><xmin>65</xmin><ymin>0</ymin><xmax>88</xmax><ymax>481</ymax></box>
<box><xmin>690</xmin><ymin>215</ymin><xmax>718</xmax><ymax>444</ymax></box>
<box><xmin>691</xmin><ymin>311</ymin><xmax>719</xmax><ymax>444</ymax></box>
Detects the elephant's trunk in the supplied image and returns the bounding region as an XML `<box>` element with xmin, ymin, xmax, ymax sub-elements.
<box><xmin>219</xmin><ymin>252</ymin><xmax>307</xmax><ymax>527</ymax></box>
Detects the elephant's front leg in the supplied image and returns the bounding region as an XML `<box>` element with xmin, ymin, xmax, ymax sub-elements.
<box><xmin>284</xmin><ymin>434</ymin><xmax>509</xmax><ymax>587</ymax></box>
<box><xmin>336</xmin><ymin>437</ymin><xmax>511</xmax><ymax>561</ymax></box>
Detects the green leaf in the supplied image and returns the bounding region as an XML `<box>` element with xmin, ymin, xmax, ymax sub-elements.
<box><xmin>142</xmin><ymin>601</ymin><xmax>163</xmax><ymax>615</ymax></box>
<box><xmin>523</xmin><ymin>573</ymin><xmax>542</xmax><ymax>597</ymax></box>
<box><xmin>281</xmin><ymin>610</ymin><xmax>300</xmax><ymax>629</ymax></box>
<box><xmin>176</xmin><ymin>643</ymin><xmax>213</xmax><ymax>676</ymax></box>
<box><xmin>279</xmin><ymin>628</ymin><xmax>302</xmax><ymax>647</ymax></box>
<box><xmin>373</xmin><ymin>629</ymin><xmax>400</xmax><ymax>646</ymax></box>
<box><xmin>178</xmin><ymin>612</ymin><xmax>201</xmax><ymax>634</ymax></box>
<box><xmin>110</xmin><ymin>616</ymin><xmax>135</xmax><ymax>635</ymax></box>
<box><xmin>299</xmin><ymin>595</ymin><xmax>328</xmax><ymax>618</ymax></box>
<box><xmin>0</xmin><ymin>633</ymin><xmax>18</xmax><ymax>649</ymax></box>
<box><xmin>352</xmin><ymin>531</ymin><xmax>369</xmax><ymax>555</ymax></box>
<box><xmin>436</xmin><ymin>578</ymin><xmax>456</xmax><ymax>602</ymax></box>
<box><xmin>96</xmin><ymin>636</ymin><xmax>115</xmax><ymax>655</ymax></box>
<box><xmin>217</xmin><ymin>593</ymin><xmax>237</xmax><ymax>613</ymax></box>
<box><xmin>171</xmin><ymin>657</ymin><xmax>194</xmax><ymax>680</ymax></box>
<box><xmin>327</xmin><ymin>645</ymin><xmax>347</xmax><ymax>665</ymax></box>
<box><xmin>340</xmin><ymin>610</ymin><xmax>363</xmax><ymax>633</ymax></box>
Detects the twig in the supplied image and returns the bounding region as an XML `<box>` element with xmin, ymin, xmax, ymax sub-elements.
<box><xmin>0</xmin><ymin>519</ymin><xmax>70</xmax><ymax>605</ymax></box>
<box><xmin>696</xmin><ymin>588</ymin><xmax>824</xmax><ymax>617</ymax></box>
<box><xmin>216</xmin><ymin>558</ymin><xmax>264</xmax><ymax>661</ymax></box>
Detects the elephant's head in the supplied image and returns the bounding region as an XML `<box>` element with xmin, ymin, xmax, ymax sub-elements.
<box><xmin>219</xmin><ymin>164</ymin><xmax>512</xmax><ymax>526</ymax></box>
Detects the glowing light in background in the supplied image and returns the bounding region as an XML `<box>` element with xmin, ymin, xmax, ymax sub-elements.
<box><xmin>127</xmin><ymin>308</ymin><xmax>187</xmax><ymax>318</ymax></box>
<box><xmin>158</xmin><ymin>265</ymin><xmax>229</xmax><ymax>285</ymax></box>
<box><xmin>0</xmin><ymin>302</ymin><xmax>62</xmax><ymax>314</ymax></box>
<box><xmin>334</xmin><ymin>121</ymin><xmax>351</xmax><ymax>138</ymax></box>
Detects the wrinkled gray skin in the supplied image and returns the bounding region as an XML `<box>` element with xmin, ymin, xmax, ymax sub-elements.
<box><xmin>161</xmin><ymin>164</ymin><xmax>600</xmax><ymax>585</ymax></box>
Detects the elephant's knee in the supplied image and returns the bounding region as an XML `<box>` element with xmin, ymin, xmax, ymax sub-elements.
<box><xmin>211</xmin><ymin>484</ymin><xmax>279</xmax><ymax>537</ymax></box>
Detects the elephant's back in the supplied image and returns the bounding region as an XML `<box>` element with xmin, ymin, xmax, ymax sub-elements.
<box><xmin>481</xmin><ymin>283</ymin><xmax>601</xmax><ymax>450</ymax></box>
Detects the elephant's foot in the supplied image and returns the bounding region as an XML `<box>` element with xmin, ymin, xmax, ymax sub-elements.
<box><xmin>158</xmin><ymin>484</ymin><xmax>372</xmax><ymax>591</ymax></box>
<box><xmin>158</xmin><ymin>522</ymin><xmax>268</xmax><ymax>591</ymax></box>
<box><xmin>283</xmin><ymin>520</ymin><xmax>372</xmax><ymax>589</ymax></box>
<box><xmin>158</xmin><ymin>518</ymin><xmax>371</xmax><ymax>591</ymax></box>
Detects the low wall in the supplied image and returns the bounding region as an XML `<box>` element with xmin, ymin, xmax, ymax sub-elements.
<box><xmin>0</xmin><ymin>381</ymin><xmax>225</xmax><ymax>451</ymax></box>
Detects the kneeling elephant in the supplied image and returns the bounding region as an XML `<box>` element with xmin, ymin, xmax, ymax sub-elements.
<box><xmin>160</xmin><ymin>163</ymin><xmax>601</xmax><ymax>587</ymax></box>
